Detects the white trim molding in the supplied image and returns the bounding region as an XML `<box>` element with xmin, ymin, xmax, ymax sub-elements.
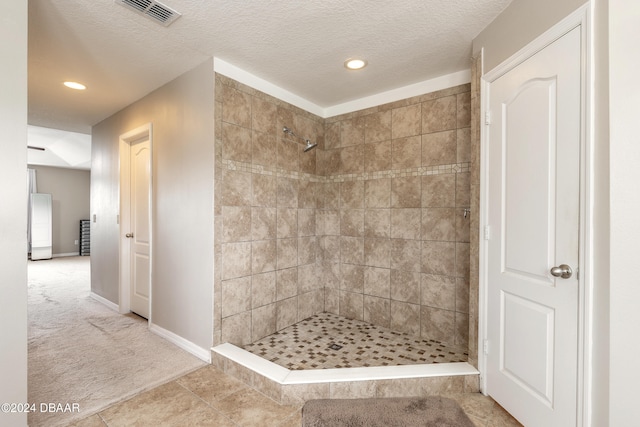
<box><xmin>151</xmin><ymin>323</ymin><xmax>211</xmax><ymax>363</ymax></box>
<box><xmin>324</xmin><ymin>70</ymin><xmax>470</xmax><ymax>118</ymax></box>
<box><xmin>214</xmin><ymin>58</ymin><xmax>325</xmax><ymax>117</ymax></box>
<box><xmin>90</xmin><ymin>291</ymin><xmax>119</xmax><ymax>312</ymax></box>
<box><xmin>214</xmin><ymin>57</ymin><xmax>470</xmax><ymax>119</ymax></box>
<box><xmin>52</xmin><ymin>252</ymin><xmax>83</xmax><ymax>258</ymax></box>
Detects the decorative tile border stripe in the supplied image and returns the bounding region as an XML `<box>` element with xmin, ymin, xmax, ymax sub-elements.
<box><xmin>221</xmin><ymin>159</ymin><xmax>322</xmax><ymax>182</ymax></box>
<box><xmin>221</xmin><ymin>158</ymin><xmax>470</xmax><ymax>183</ymax></box>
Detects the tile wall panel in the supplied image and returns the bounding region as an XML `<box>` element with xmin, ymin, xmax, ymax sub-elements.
<box><xmin>215</xmin><ymin>73</ymin><xmax>471</xmax><ymax>350</ymax></box>
<box><xmin>215</xmin><ymin>74</ymin><xmax>325</xmax><ymax>346</ymax></box>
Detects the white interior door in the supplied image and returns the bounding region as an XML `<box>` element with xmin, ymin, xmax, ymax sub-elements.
<box><xmin>128</xmin><ymin>137</ymin><xmax>151</xmax><ymax>319</ymax></box>
<box><xmin>485</xmin><ymin>26</ymin><xmax>581</xmax><ymax>427</ymax></box>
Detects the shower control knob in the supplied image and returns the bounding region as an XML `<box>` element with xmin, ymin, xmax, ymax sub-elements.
<box><xmin>550</xmin><ymin>264</ymin><xmax>572</xmax><ymax>279</ymax></box>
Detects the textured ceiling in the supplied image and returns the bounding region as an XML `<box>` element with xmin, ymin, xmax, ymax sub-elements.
<box><xmin>28</xmin><ymin>0</ymin><xmax>512</xmax><ymax>135</ymax></box>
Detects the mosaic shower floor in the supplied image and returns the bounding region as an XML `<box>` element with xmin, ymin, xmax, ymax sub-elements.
<box><xmin>244</xmin><ymin>312</ymin><xmax>468</xmax><ymax>370</ymax></box>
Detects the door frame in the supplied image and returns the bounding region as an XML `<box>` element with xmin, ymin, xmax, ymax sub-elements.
<box><xmin>119</xmin><ymin>123</ymin><xmax>153</xmax><ymax>321</ymax></box>
<box><xmin>478</xmin><ymin>4</ymin><xmax>593</xmax><ymax>426</ymax></box>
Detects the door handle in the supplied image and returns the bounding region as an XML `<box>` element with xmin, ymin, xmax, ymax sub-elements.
<box><xmin>550</xmin><ymin>264</ymin><xmax>572</xmax><ymax>279</ymax></box>
<box><xmin>125</xmin><ymin>233</ymin><xmax>134</xmax><ymax>238</ymax></box>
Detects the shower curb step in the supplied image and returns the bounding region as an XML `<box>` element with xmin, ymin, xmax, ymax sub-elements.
<box><xmin>211</xmin><ymin>343</ymin><xmax>480</xmax><ymax>406</ymax></box>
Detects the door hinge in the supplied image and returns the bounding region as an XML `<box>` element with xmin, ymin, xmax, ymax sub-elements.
<box><xmin>485</xmin><ymin>111</ymin><xmax>491</xmax><ymax>125</ymax></box>
<box><xmin>484</xmin><ymin>225</ymin><xmax>491</xmax><ymax>240</ymax></box>
<box><xmin>483</xmin><ymin>339</ymin><xmax>489</xmax><ymax>355</ymax></box>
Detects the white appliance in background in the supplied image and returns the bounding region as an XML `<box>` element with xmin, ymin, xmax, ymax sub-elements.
<box><xmin>30</xmin><ymin>193</ymin><xmax>52</xmax><ymax>260</ymax></box>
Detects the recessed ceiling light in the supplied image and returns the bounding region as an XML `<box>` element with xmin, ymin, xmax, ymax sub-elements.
<box><xmin>344</xmin><ymin>58</ymin><xmax>367</xmax><ymax>70</ymax></box>
<box><xmin>63</xmin><ymin>81</ymin><xmax>86</xmax><ymax>90</ymax></box>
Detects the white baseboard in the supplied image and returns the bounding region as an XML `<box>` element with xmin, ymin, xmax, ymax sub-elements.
<box><xmin>89</xmin><ymin>293</ymin><xmax>211</xmax><ymax>363</ymax></box>
<box><xmin>53</xmin><ymin>252</ymin><xmax>82</xmax><ymax>258</ymax></box>
<box><xmin>90</xmin><ymin>292</ymin><xmax>119</xmax><ymax>312</ymax></box>
<box><xmin>149</xmin><ymin>323</ymin><xmax>211</xmax><ymax>363</ymax></box>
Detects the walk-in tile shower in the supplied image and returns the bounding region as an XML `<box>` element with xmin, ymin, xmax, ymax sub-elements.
<box><xmin>214</xmin><ymin>73</ymin><xmax>472</xmax><ymax>374</ymax></box>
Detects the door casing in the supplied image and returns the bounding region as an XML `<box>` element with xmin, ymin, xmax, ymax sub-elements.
<box><xmin>479</xmin><ymin>4</ymin><xmax>593</xmax><ymax>426</ymax></box>
<box><xmin>119</xmin><ymin>123</ymin><xmax>153</xmax><ymax>321</ymax></box>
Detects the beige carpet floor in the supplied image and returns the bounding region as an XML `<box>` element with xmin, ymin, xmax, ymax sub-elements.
<box><xmin>28</xmin><ymin>256</ymin><xmax>205</xmax><ymax>427</ymax></box>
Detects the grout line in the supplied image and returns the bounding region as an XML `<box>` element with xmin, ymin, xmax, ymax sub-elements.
<box><xmin>175</xmin><ymin>379</ymin><xmax>243</xmax><ymax>427</ymax></box>
<box><xmin>97</xmin><ymin>412</ymin><xmax>109</xmax><ymax>426</ymax></box>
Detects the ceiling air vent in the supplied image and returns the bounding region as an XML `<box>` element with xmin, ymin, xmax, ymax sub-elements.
<box><xmin>116</xmin><ymin>0</ymin><xmax>181</xmax><ymax>27</ymax></box>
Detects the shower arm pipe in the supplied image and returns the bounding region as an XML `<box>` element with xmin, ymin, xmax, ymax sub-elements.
<box><xmin>282</xmin><ymin>126</ymin><xmax>310</xmax><ymax>143</ymax></box>
<box><xmin>283</xmin><ymin>126</ymin><xmax>318</xmax><ymax>152</ymax></box>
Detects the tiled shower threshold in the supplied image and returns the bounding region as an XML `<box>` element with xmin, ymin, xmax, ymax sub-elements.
<box><xmin>212</xmin><ymin>342</ymin><xmax>478</xmax><ymax>386</ymax></box>
<box><xmin>211</xmin><ymin>313</ymin><xmax>478</xmax><ymax>388</ymax></box>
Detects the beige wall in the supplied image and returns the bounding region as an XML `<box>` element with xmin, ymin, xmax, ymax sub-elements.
<box><xmin>473</xmin><ymin>0</ymin><xmax>588</xmax><ymax>71</ymax></box>
<box><xmin>92</xmin><ymin>59</ymin><xmax>214</xmax><ymax>352</ymax></box>
<box><xmin>608</xmin><ymin>0</ymin><xmax>639</xmax><ymax>423</ymax></box>
<box><xmin>0</xmin><ymin>0</ymin><xmax>27</xmax><ymax>424</ymax></box>
<box><xmin>215</xmin><ymin>73</ymin><xmax>471</xmax><ymax>350</ymax></box>
<box><xmin>29</xmin><ymin>165</ymin><xmax>90</xmax><ymax>256</ymax></box>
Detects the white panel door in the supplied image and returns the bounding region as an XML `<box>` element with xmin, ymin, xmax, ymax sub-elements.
<box><xmin>486</xmin><ymin>27</ymin><xmax>581</xmax><ymax>427</ymax></box>
<box><xmin>129</xmin><ymin>138</ymin><xmax>151</xmax><ymax>319</ymax></box>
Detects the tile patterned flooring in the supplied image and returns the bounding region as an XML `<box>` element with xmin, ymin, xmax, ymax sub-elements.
<box><xmin>244</xmin><ymin>312</ymin><xmax>468</xmax><ymax>370</ymax></box>
<box><xmin>69</xmin><ymin>313</ymin><xmax>520</xmax><ymax>426</ymax></box>
<box><xmin>70</xmin><ymin>364</ymin><xmax>521</xmax><ymax>426</ymax></box>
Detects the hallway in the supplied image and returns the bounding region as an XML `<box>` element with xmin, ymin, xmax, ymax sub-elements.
<box><xmin>28</xmin><ymin>257</ymin><xmax>205</xmax><ymax>427</ymax></box>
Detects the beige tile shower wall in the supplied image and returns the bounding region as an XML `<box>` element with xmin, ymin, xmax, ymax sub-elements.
<box><xmin>215</xmin><ymin>74</ymin><xmax>472</xmax><ymax>350</ymax></box>
<box><xmin>320</xmin><ymin>84</ymin><xmax>472</xmax><ymax>348</ymax></box>
<box><xmin>215</xmin><ymin>74</ymin><xmax>325</xmax><ymax>347</ymax></box>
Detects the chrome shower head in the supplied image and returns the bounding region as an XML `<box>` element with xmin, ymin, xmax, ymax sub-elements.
<box><xmin>303</xmin><ymin>140</ymin><xmax>318</xmax><ymax>152</ymax></box>
<box><xmin>283</xmin><ymin>126</ymin><xmax>317</xmax><ymax>152</ymax></box>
